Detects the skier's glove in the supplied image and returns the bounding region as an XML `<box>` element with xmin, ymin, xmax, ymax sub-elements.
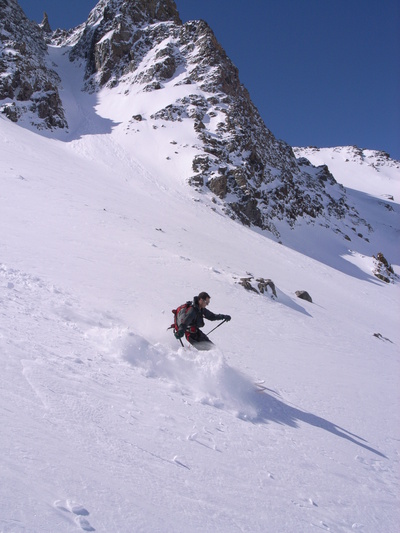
<box><xmin>222</xmin><ymin>315</ymin><xmax>231</xmax><ymax>322</ymax></box>
<box><xmin>174</xmin><ymin>329</ymin><xmax>184</xmax><ymax>339</ymax></box>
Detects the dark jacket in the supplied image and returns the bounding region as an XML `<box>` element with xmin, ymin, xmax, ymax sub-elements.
<box><xmin>179</xmin><ymin>296</ymin><xmax>222</xmax><ymax>332</ymax></box>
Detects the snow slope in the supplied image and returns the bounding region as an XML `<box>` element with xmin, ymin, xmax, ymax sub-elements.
<box><xmin>0</xmin><ymin>45</ymin><xmax>399</xmax><ymax>533</ymax></box>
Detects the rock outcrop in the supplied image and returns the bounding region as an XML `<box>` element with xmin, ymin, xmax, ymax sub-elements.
<box><xmin>373</xmin><ymin>252</ymin><xmax>397</xmax><ymax>283</ymax></box>
<box><xmin>238</xmin><ymin>276</ymin><xmax>277</xmax><ymax>298</ymax></box>
<box><xmin>0</xmin><ymin>0</ymin><xmax>67</xmax><ymax>129</ymax></box>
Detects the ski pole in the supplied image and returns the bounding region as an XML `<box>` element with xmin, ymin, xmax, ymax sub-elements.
<box><xmin>206</xmin><ymin>319</ymin><xmax>226</xmax><ymax>336</ymax></box>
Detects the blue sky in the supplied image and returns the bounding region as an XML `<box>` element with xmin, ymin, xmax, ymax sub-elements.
<box><xmin>18</xmin><ymin>0</ymin><xmax>400</xmax><ymax>159</ymax></box>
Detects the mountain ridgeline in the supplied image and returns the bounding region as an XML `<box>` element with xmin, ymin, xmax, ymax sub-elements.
<box><xmin>1</xmin><ymin>0</ymin><xmax>396</xmax><ymax>240</ymax></box>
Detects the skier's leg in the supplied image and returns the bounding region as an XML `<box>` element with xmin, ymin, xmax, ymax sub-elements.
<box><xmin>188</xmin><ymin>330</ymin><xmax>214</xmax><ymax>351</ymax></box>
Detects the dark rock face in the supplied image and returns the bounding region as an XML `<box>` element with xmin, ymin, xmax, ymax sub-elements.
<box><xmin>0</xmin><ymin>0</ymin><xmax>67</xmax><ymax>129</ymax></box>
<box><xmin>373</xmin><ymin>252</ymin><xmax>397</xmax><ymax>283</ymax></box>
<box><xmin>40</xmin><ymin>12</ymin><xmax>52</xmax><ymax>34</ymax></box>
<box><xmin>68</xmin><ymin>0</ymin><xmax>181</xmax><ymax>87</ymax></box>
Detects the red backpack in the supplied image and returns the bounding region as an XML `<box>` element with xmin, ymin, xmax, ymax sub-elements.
<box><xmin>170</xmin><ymin>301</ymin><xmax>192</xmax><ymax>332</ymax></box>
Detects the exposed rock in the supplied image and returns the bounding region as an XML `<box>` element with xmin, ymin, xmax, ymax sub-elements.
<box><xmin>373</xmin><ymin>333</ymin><xmax>393</xmax><ymax>343</ymax></box>
<box><xmin>239</xmin><ymin>278</ymin><xmax>259</xmax><ymax>294</ymax></box>
<box><xmin>238</xmin><ymin>276</ymin><xmax>277</xmax><ymax>298</ymax></box>
<box><xmin>257</xmin><ymin>278</ymin><xmax>277</xmax><ymax>298</ymax></box>
<box><xmin>208</xmin><ymin>175</ymin><xmax>227</xmax><ymax>198</ymax></box>
<box><xmin>295</xmin><ymin>290</ymin><xmax>313</xmax><ymax>303</ymax></box>
<box><xmin>40</xmin><ymin>12</ymin><xmax>52</xmax><ymax>34</ymax></box>
<box><xmin>372</xmin><ymin>252</ymin><xmax>397</xmax><ymax>283</ymax></box>
<box><xmin>0</xmin><ymin>0</ymin><xmax>67</xmax><ymax>130</ymax></box>
<box><xmin>67</xmin><ymin>0</ymin><xmax>181</xmax><ymax>88</ymax></box>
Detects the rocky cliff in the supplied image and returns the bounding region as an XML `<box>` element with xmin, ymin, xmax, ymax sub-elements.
<box><xmin>0</xmin><ymin>0</ymin><xmax>66</xmax><ymax>129</ymax></box>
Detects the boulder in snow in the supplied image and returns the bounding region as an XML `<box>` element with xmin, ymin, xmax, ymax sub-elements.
<box><xmin>295</xmin><ymin>290</ymin><xmax>313</xmax><ymax>303</ymax></box>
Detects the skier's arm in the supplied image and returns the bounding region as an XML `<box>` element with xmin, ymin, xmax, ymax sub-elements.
<box><xmin>203</xmin><ymin>308</ymin><xmax>230</xmax><ymax>321</ymax></box>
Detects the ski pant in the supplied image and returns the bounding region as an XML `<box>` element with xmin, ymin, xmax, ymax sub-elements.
<box><xmin>186</xmin><ymin>329</ymin><xmax>214</xmax><ymax>351</ymax></box>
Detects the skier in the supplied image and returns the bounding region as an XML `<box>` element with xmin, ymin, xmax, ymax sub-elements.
<box><xmin>174</xmin><ymin>292</ymin><xmax>231</xmax><ymax>350</ymax></box>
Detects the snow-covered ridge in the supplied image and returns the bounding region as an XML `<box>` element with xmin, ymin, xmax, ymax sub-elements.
<box><xmin>295</xmin><ymin>145</ymin><xmax>400</xmax><ymax>173</ymax></box>
<box><xmin>294</xmin><ymin>145</ymin><xmax>400</xmax><ymax>199</ymax></box>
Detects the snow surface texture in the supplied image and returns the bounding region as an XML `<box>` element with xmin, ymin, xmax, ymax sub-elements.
<box><xmin>0</xmin><ymin>46</ymin><xmax>399</xmax><ymax>533</ymax></box>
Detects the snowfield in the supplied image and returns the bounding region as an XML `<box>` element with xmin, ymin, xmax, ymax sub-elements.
<box><xmin>0</xmin><ymin>44</ymin><xmax>399</xmax><ymax>533</ymax></box>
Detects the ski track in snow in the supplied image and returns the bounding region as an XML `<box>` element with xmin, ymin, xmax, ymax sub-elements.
<box><xmin>2</xmin><ymin>260</ymin><xmax>394</xmax><ymax>436</ymax></box>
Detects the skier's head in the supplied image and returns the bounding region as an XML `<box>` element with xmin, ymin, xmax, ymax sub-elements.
<box><xmin>198</xmin><ymin>292</ymin><xmax>211</xmax><ymax>308</ymax></box>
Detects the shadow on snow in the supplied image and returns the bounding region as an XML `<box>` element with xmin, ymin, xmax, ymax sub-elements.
<box><xmin>251</xmin><ymin>386</ymin><xmax>387</xmax><ymax>458</ymax></box>
<box><xmin>122</xmin><ymin>333</ymin><xmax>386</xmax><ymax>459</ymax></box>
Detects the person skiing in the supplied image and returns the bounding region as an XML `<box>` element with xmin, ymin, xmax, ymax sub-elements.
<box><xmin>174</xmin><ymin>292</ymin><xmax>231</xmax><ymax>350</ymax></box>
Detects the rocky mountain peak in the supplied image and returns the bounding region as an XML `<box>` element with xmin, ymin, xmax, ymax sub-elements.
<box><xmin>64</xmin><ymin>0</ymin><xmax>181</xmax><ymax>87</ymax></box>
<box><xmin>0</xmin><ymin>0</ymin><xmax>66</xmax><ymax>128</ymax></box>
<box><xmin>39</xmin><ymin>12</ymin><xmax>52</xmax><ymax>34</ymax></box>
<box><xmin>86</xmin><ymin>0</ymin><xmax>181</xmax><ymax>27</ymax></box>
<box><xmin>61</xmin><ymin>4</ymin><xmax>314</xmax><ymax>236</ymax></box>
<box><xmin>0</xmin><ymin>0</ymin><xmax>383</xmax><ymax>242</ymax></box>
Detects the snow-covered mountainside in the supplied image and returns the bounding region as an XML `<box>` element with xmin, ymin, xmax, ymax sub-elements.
<box><xmin>1</xmin><ymin>1</ymin><xmax>399</xmax><ymax>532</ymax></box>
<box><xmin>3</xmin><ymin>0</ymin><xmax>397</xmax><ymax>241</ymax></box>
<box><xmin>292</xmin><ymin>145</ymin><xmax>400</xmax><ymax>268</ymax></box>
